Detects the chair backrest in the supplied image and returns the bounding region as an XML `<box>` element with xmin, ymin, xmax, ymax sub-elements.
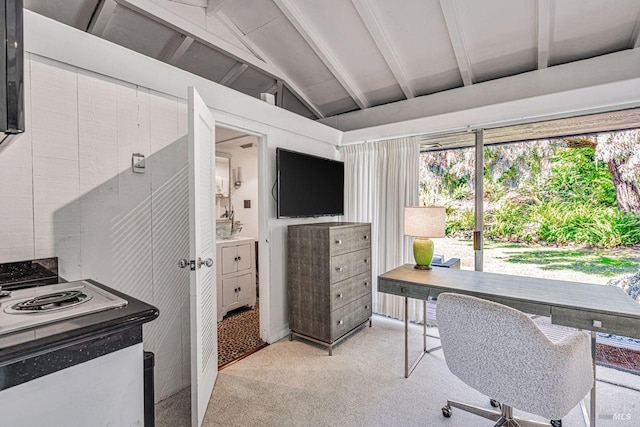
<box><xmin>436</xmin><ymin>292</ymin><xmax>592</xmax><ymax>419</ymax></box>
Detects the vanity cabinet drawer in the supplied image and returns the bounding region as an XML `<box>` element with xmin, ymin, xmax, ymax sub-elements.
<box><xmin>552</xmin><ymin>307</ymin><xmax>640</xmax><ymax>340</ymax></box>
<box><xmin>330</xmin><ymin>248</ymin><xmax>371</xmax><ymax>283</ymax></box>
<box><xmin>331</xmin><ymin>294</ymin><xmax>372</xmax><ymax>340</ymax></box>
<box><xmin>330</xmin><ymin>272</ymin><xmax>371</xmax><ymax>310</ymax></box>
<box><xmin>330</xmin><ymin>225</ymin><xmax>371</xmax><ymax>256</ymax></box>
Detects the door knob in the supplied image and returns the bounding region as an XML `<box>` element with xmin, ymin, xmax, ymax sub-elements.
<box><xmin>197</xmin><ymin>257</ymin><xmax>213</xmax><ymax>268</ymax></box>
<box><xmin>178</xmin><ymin>259</ymin><xmax>189</xmax><ymax>269</ymax></box>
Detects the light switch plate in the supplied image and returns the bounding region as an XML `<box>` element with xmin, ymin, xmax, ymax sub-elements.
<box><xmin>132</xmin><ymin>153</ymin><xmax>145</xmax><ymax>173</ymax></box>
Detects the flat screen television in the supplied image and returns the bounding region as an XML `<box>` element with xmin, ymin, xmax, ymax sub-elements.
<box><xmin>276</xmin><ymin>148</ymin><xmax>344</xmax><ymax>218</ymax></box>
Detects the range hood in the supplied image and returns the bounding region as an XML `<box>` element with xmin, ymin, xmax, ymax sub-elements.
<box><xmin>1</xmin><ymin>0</ymin><xmax>24</xmax><ymax>139</ymax></box>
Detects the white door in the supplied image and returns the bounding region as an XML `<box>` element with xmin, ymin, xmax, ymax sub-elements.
<box><xmin>187</xmin><ymin>86</ymin><xmax>217</xmax><ymax>427</ymax></box>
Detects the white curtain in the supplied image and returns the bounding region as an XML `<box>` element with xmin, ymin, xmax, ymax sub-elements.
<box><xmin>343</xmin><ymin>137</ymin><xmax>425</xmax><ymax>322</ymax></box>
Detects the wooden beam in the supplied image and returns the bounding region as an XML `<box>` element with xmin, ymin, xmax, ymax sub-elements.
<box><xmin>351</xmin><ymin>0</ymin><xmax>414</xmax><ymax>99</ymax></box>
<box><xmin>273</xmin><ymin>0</ymin><xmax>370</xmax><ymax>109</ymax></box>
<box><xmin>159</xmin><ymin>33</ymin><xmax>194</xmax><ymax>64</ymax></box>
<box><xmin>87</xmin><ymin>0</ymin><xmax>117</xmax><ymax>37</ymax></box>
<box><xmin>537</xmin><ymin>0</ymin><xmax>552</xmax><ymax>69</ymax></box>
<box><xmin>219</xmin><ymin>62</ymin><xmax>248</xmax><ymax>86</ymax></box>
<box><xmin>438</xmin><ymin>0</ymin><xmax>474</xmax><ymax>86</ymax></box>
<box><xmin>206</xmin><ymin>0</ymin><xmax>231</xmax><ymax>17</ymax></box>
<box><xmin>215</xmin><ymin>10</ymin><xmax>325</xmax><ymax>118</ymax></box>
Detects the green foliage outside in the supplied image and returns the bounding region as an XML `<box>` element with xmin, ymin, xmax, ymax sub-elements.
<box><xmin>420</xmin><ymin>141</ymin><xmax>640</xmax><ymax>248</ymax></box>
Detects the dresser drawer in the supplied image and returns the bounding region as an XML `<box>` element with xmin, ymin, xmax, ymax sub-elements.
<box><xmin>331</xmin><ymin>271</ymin><xmax>371</xmax><ymax>310</ymax></box>
<box><xmin>330</xmin><ymin>248</ymin><xmax>371</xmax><ymax>283</ymax></box>
<box><xmin>331</xmin><ymin>294</ymin><xmax>372</xmax><ymax>340</ymax></box>
<box><xmin>552</xmin><ymin>307</ymin><xmax>640</xmax><ymax>340</ymax></box>
<box><xmin>330</xmin><ymin>225</ymin><xmax>371</xmax><ymax>256</ymax></box>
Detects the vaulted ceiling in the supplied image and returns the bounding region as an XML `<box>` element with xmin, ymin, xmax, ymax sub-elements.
<box><xmin>25</xmin><ymin>0</ymin><xmax>640</xmax><ymax>125</ymax></box>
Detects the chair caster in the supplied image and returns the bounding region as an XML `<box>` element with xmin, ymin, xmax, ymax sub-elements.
<box><xmin>442</xmin><ymin>405</ymin><xmax>452</xmax><ymax>418</ymax></box>
<box><xmin>489</xmin><ymin>398</ymin><xmax>500</xmax><ymax>408</ymax></box>
<box><xmin>551</xmin><ymin>420</ymin><xmax>562</xmax><ymax>427</ymax></box>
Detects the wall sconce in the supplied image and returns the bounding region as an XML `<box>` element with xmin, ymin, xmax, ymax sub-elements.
<box><xmin>233</xmin><ymin>167</ymin><xmax>243</xmax><ymax>189</ymax></box>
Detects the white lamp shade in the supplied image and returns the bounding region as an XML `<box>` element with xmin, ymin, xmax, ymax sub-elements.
<box><xmin>404</xmin><ymin>206</ymin><xmax>446</xmax><ymax>238</ymax></box>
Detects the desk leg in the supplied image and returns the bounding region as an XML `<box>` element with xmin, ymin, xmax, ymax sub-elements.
<box><xmin>591</xmin><ymin>331</ymin><xmax>596</xmax><ymax>427</ymax></box>
<box><xmin>404</xmin><ymin>297</ymin><xmax>429</xmax><ymax>378</ymax></box>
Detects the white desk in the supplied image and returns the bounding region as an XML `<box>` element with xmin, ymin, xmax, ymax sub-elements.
<box><xmin>378</xmin><ymin>264</ymin><xmax>640</xmax><ymax>427</ymax></box>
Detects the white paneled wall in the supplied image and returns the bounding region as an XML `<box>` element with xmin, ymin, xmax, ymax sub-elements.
<box><xmin>3</xmin><ymin>11</ymin><xmax>343</xmax><ymax>404</ymax></box>
<box><xmin>0</xmin><ymin>54</ymin><xmax>191</xmax><ymax>401</ymax></box>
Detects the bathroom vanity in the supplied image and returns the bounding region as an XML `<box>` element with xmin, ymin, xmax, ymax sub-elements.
<box><xmin>216</xmin><ymin>237</ymin><xmax>256</xmax><ymax>321</ymax></box>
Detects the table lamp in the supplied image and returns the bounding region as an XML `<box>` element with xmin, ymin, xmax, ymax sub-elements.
<box><xmin>404</xmin><ymin>206</ymin><xmax>446</xmax><ymax>270</ymax></box>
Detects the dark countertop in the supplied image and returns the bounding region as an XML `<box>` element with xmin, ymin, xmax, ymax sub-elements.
<box><xmin>0</xmin><ymin>279</ymin><xmax>159</xmax><ymax>366</ymax></box>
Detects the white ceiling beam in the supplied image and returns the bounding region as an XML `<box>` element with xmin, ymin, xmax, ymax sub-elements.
<box><xmin>206</xmin><ymin>0</ymin><xmax>231</xmax><ymax>17</ymax></box>
<box><xmin>215</xmin><ymin>11</ymin><xmax>325</xmax><ymax>118</ymax></box>
<box><xmin>219</xmin><ymin>62</ymin><xmax>248</xmax><ymax>86</ymax></box>
<box><xmin>87</xmin><ymin>0</ymin><xmax>117</xmax><ymax>37</ymax></box>
<box><xmin>630</xmin><ymin>12</ymin><xmax>640</xmax><ymax>48</ymax></box>
<box><xmin>438</xmin><ymin>0</ymin><xmax>474</xmax><ymax>86</ymax></box>
<box><xmin>159</xmin><ymin>33</ymin><xmax>194</xmax><ymax>64</ymax></box>
<box><xmin>214</xmin><ymin>12</ymin><xmax>266</xmax><ymax>61</ymax></box>
<box><xmin>351</xmin><ymin>0</ymin><xmax>414</xmax><ymax>99</ymax></box>
<box><xmin>537</xmin><ymin>0</ymin><xmax>552</xmax><ymax>69</ymax></box>
<box><xmin>263</xmin><ymin>82</ymin><xmax>278</xmax><ymax>95</ymax></box>
<box><xmin>273</xmin><ymin>0</ymin><xmax>370</xmax><ymax>109</ymax></box>
<box><xmin>115</xmin><ymin>0</ymin><xmax>281</xmax><ymax>78</ymax></box>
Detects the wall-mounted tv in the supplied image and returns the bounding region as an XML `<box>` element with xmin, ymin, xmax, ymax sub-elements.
<box><xmin>276</xmin><ymin>148</ymin><xmax>344</xmax><ymax>218</ymax></box>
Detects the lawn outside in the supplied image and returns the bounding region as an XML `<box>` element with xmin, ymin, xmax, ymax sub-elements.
<box><xmin>434</xmin><ymin>237</ymin><xmax>640</xmax><ymax>286</ymax></box>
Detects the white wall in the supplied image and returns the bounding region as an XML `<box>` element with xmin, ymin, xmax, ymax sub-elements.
<box><xmin>0</xmin><ymin>11</ymin><xmax>342</xmax><ymax>403</ymax></box>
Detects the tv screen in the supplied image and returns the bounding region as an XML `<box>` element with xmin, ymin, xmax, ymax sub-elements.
<box><xmin>277</xmin><ymin>148</ymin><xmax>344</xmax><ymax>218</ymax></box>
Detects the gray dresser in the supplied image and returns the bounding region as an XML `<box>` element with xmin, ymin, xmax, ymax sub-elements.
<box><xmin>287</xmin><ymin>222</ymin><xmax>372</xmax><ymax>355</ymax></box>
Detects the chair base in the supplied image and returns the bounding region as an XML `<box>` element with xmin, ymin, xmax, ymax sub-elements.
<box><xmin>442</xmin><ymin>400</ymin><xmax>553</xmax><ymax>427</ymax></box>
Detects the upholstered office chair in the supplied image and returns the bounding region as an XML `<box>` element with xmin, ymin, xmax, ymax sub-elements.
<box><xmin>436</xmin><ymin>293</ymin><xmax>593</xmax><ymax>427</ymax></box>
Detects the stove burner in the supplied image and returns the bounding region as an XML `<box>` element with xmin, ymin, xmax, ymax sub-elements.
<box><xmin>8</xmin><ymin>290</ymin><xmax>92</xmax><ymax>313</ymax></box>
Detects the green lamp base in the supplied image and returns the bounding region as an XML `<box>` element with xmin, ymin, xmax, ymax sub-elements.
<box><xmin>413</xmin><ymin>238</ymin><xmax>434</xmax><ymax>270</ymax></box>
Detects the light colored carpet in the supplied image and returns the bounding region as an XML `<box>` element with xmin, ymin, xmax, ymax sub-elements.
<box><xmin>156</xmin><ymin>315</ymin><xmax>640</xmax><ymax>427</ymax></box>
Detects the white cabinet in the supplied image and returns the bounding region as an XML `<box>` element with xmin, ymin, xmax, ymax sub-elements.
<box><xmin>216</xmin><ymin>237</ymin><xmax>256</xmax><ymax>321</ymax></box>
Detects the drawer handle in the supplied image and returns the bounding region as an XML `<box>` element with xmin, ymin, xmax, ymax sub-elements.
<box><xmin>364</xmin><ymin>281</ymin><xmax>368</xmax><ymax>287</ymax></box>
<box><xmin>365</xmin><ymin>305</ymin><xmax>369</xmax><ymax>310</ymax></box>
<box><xmin>337</xmin><ymin>320</ymin><xmax>344</xmax><ymax>325</ymax></box>
<box><xmin>400</xmin><ymin>287</ymin><xmax>406</xmax><ymax>293</ymax></box>
<box><xmin>234</xmin><ymin>257</ymin><xmax>238</xmax><ymax>261</ymax></box>
<box><xmin>335</xmin><ymin>267</ymin><xmax>343</xmax><ymax>272</ymax></box>
<box><xmin>337</xmin><ymin>293</ymin><xmax>343</xmax><ymax>299</ymax></box>
<box><xmin>234</xmin><ymin>288</ymin><xmax>238</xmax><ymax>293</ymax></box>
<box><xmin>364</xmin><ymin>258</ymin><xmax>368</xmax><ymax>263</ymax></box>
<box><xmin>364</xmin><ymin>235</ymin><xmax>369</xmax><ymax>240</ymax></box>
<box><xmin>335</xmin><ymin>239</ymin><xmax>342</xmax><ymax>245</ymax></box>
<box><xmin>238</xmin><ymin>287</ymin><xmax>241</xmax><ymax>292</ymax></box>
<box><xmin>237</xmin><ymin>256</ymin><xmax>242</xmax><ymax>261</ymax></box>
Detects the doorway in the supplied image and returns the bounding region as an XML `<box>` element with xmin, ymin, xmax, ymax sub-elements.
<box><xmin>214</xmin><ymin>125</ymin><xmax>267</xmax><ymax>368</ymax></box>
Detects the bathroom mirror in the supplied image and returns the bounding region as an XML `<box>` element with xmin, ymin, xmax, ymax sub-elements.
<box><xmin>215</xmin><ymin>153</ymin><xmax>232</xmax><ymax>219</ymax></box>
<box><xmin>215</xmin><ymin>155</ymin><xmax>231</xmax><ymax>197</ymax></box>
